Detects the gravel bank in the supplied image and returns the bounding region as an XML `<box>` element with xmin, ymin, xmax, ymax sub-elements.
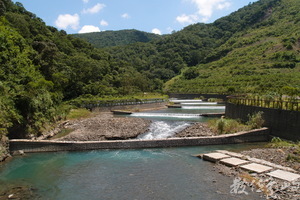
<box><xmin>56</xmin><ymin>112</ymin><xmax>151</xmax><ymax>141</ymax></box>
<box><xmin>175</xmin><ymin>122</ymin><xmax>216</xmax><ymax>137</ymax></box>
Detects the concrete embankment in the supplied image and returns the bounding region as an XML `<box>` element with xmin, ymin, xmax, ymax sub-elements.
<box><xmin>10</xmin><ymin>128</ymin><xmax>270</xmax><ymax>154</ymax></box>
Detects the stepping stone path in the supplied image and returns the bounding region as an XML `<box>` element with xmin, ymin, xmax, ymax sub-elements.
<box><xmin>201</xmin><ymin>150</ymin><xmax>300</xmax><ymax>182</ymax></box>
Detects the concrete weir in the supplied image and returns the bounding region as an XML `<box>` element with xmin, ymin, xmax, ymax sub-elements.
<box><xmin>10</xmin><ymin>128</ymin><xmax>269</xmax><ymax>153</ymax></box>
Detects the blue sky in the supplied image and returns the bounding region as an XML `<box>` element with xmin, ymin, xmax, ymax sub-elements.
<box><xmin>13</xmin><ymin>0</ymin><xmax>258</xmax><ymax>35</ymax></box>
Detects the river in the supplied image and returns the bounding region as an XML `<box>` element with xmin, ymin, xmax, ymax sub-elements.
<box><xmin>0</xmin><ymin>100</ymin><xmax>264</xmax><ymax>199</ymax></box>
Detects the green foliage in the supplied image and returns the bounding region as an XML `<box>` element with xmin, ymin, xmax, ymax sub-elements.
<box><xmin>268</xmin><ymin>137</ymin><xmax>299</xmax><ymax>148</ymax></box>
<box><xmin>164</xmin><ymin>0</ymin><xmax>300</xmax><ymax>94</ymax></box>
<box><xmin>66</xmin><ymin>108</ymin><xmax>92</xmax><ymax>120</ymax></box>
<box><xmin>1</xmin><ymin>0</ymin><xmax>300</xmax><ymax>139</ymax></box>
<box><xmin>247</xmin><ymin>111</ymin><xmax>265</xmax><ymax>129</ymax></box>
<box><xmin>208</xmin><ymin>117</ymin><xmax>250</xmax><ymax>134</ymax></box>
<box><xmin>73</xmin><ymin>29</ymin><xmax>161</xmax><ymax>48</ymax></box>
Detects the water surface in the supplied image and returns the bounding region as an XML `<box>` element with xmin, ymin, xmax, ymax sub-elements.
<box><xmin>0</xmin><ymin>145</ymin><xmax>264</xmax><ymax>200</ymax></box>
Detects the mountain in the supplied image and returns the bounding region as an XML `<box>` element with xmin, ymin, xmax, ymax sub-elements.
<box><xmin>165</xmin><ymin>0</ymin><xmax>300</xmax><ymax>94</ymax></box>
<box><xmin>73</xmin><ymin>29</ymin><xmax>162</xmax><ymax>48</ymax></box>
<box><xmin>99</xmin><ymin>0</ymin><xmax>300</xmax><ymax>95</ymax></box>
<box><xmin>1</xmin><ymin>0</ymin><xmax>300</xmax><ymax>138</ymax></box>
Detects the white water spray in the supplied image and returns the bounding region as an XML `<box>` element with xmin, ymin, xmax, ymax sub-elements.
<box><xmin>138</xmin><ymin>121</ymin><xmax>191</xmax><ymax>140</ymax></box>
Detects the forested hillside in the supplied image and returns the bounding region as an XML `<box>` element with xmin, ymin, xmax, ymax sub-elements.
<box><xmin>166</xmin><ymin>0</ymin><xmax>300</xmax><ymax>94</ymax></box>
<box><xmin>73</xmin><ymin>29</ymin><xmax>162</xmax><ymax>48</ymax></box>
<box><xmin>102</xmin><ymin>0</ymin><xmax>300</xmax><ymax>94</ymax></box>
<box><xmin>0</xmin><ymin>0</ymin><xmax>156</xmax><ymax>138</ymax></box>
<box><xmin>0</xmin><ymin>0</ymin><xmax>299</xmax><ymax>139</ymax></box>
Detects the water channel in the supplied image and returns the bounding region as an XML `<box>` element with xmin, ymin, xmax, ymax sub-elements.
<box><xmin>0</xmin><ymin>100</ymin><xmax>264</xmax><ymax>199</ymax></box>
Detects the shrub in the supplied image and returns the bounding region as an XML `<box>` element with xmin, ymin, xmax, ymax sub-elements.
<box><xmin>208</xmin><ymin>117</ymin><xmax>249</xmax><ymax>134</ymax></box>
<box><xmin>247</xmin><ymin>111</ymin><xmax>264</xmax><ymax>129</ymax></box>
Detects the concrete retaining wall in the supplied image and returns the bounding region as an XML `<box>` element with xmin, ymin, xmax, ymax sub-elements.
<box><xmin>10</xmin><ymin>128</ymin><xmax>270</xmax><ymax>153</ymax></box>
<box><xmin>226</xmin><ymin>103</ymin><xmax>300</xmax><ymax>141</ymax></box>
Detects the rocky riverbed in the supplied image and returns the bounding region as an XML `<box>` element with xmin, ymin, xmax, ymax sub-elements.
<box><xmin>55</xmin><ymin>112</ymin><xmax>152</xmax><ymax>141</ymax></box>
<box><xmin>175</xmin><ymin>122</ymin><xmax>216</xmax><ymax>137</ymax></box>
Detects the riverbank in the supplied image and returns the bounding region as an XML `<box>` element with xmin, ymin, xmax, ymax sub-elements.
<box><xmin>0</xmin><ymin>135</ymin><xmax>10</xmax><ymax>162</ymax></box>
<box><xmin>211</xmin><ymin>145</ymin><xmax>300</xmax><ymax>199</ymax></box>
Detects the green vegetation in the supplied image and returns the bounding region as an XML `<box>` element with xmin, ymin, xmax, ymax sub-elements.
<box><xmin>66</xmin><ymin>108</ymin><xmax>92</xmax><ymax>120</ymax></box>
<box><xmin>166</xmin><ymin>0</ymin><xmax>300</xmax><ymax>94</ymax></box>
<box><xmin>208</xmin><ymin>118</ymin><xmax>250</xmax><ymax>134</ymax></box>
<box><xmin>208</xmin><ymin>111</ymin><xmax>265</xmax><ymax>134</ymax></box>
<box><xmin>73</xmin><ymin>29</ymin><xmax>162</xmax><ymax>48</ymax></box>
<box><xmin>1</xmin><ymin>0</ymin><xmax>300</xmax><ymax>139</ymax></box>
<box><xmin>247</xmin><ymin>111</ymin><xmax>265</xmax><ymax>129</ymax></box>
<box><xmin>267</xmin><ymin>137</ymin><xmax>300</xmax><ymax>163</ymax></box>
<box><xmin>50</xmin><ymin>128</ymin><xmax>74</xmax><ymax>140</ymax></box>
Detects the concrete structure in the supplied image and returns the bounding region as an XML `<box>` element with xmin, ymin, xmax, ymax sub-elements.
<box><xmin>202</xmin><ymin>152</ymin><xmax>230</xmax><ymax>162</ymax></box>
<box><xmin>220</xmin><ymin>157</ymin><xmax>249</xmax><ymax>167</ymax></box>
<box><xmin>202</xmin><ymin>150</ymin><xmax>300</xmax><ymax>182</ymax></box>
<box><xmin>267</xmin><ymin>170</ymin><xmax>300</xmax><ymax>182</ymax></box>
<box><xmin>226</xmin><ymin>102</ymin><xmax>300</xmax><ymax>141</ymax></box>
<box><xmin>240</xmin><ymin>163</ymin><xmax>273</xmax><ymax>173</ymax></box>
<box><xmin>9</xmin><ymin>128</ymin><xmax>269</xmax><ymax>153</ymax></box>
<box><xmin>168</xmin><ymin>93</ymin><xmax>228</xmax><ymax>101</ymax></box>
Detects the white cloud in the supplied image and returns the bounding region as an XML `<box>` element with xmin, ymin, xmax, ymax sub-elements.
<box><xmin>82</xmin><ymin>3</ymin><xmax>106</xmax><ymax>14</ymax></box>
<box><xmin>82</xmin><ymin>0</ymin><xmax>89</xmax><ymax>3</ymax></box>
<box><xmin>78</xmin><ymin>25</ymin><xmax>101</xmax><ymax>33</ymax></box>
<box><xmin>191</xmin><ymin>0</ymin><xmax>231</xmax><ymax>18</ymax></box>
<box><xmin>100</xmin><ymin>20</ymin><xmax>108</xmax><ymax>26</ymax></box>
<box><xmin>121</xmin><ymin>13</ymin><xmax>130</xmax><ymax>19</ymax></box>
<box><xmin>55</xmin><ymin>14</ymin><xmax>80</xmax><ymax>30</ymax></box>
<box><xmin>176</xmin><ymin>14</ymin><xmax>198</xmax><ymax>24</ymax></box>
<box><xmin>217</xmin><ymin>2</ymin><xmax>231</xmax><ymax>10</ymax></box>
<box><xmin>152</xmin><ymin>28</ymin><xmax>162</xmax><ymax>35</ymax></box>
<box><xmin>177</xmin><ymin>0</ymin><xmax>231</xmax><ymax>24</ymax></box>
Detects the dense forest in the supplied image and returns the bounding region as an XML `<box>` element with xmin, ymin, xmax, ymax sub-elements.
<box><xmin>0</xmin><ymin>0</ymin><xmax>299</xmax><ymax>138</ymax></box>
<box><xmin>73</xmin><ymin>29</ymin><xmax>162</xmax><ymax>48</ymax></box>
<box><xmin>0</xmin><ymin>0</ymin><xmax>158</xmax><ymax>138</ymax></box>
<box><xmin>101</xmin><ymin>0</ymin><xmax>300</xmax><ymax>95</ymax></box>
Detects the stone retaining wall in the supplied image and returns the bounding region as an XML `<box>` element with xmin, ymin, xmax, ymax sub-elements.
<box><xmin>10</xmin><ymin>128</ymin><xmax>270</xmax><ymax>153</ymax></box>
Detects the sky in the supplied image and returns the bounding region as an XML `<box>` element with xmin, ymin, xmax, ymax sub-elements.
<box><xmin>13</xmin><ymin>0</ymin><xmax>258</xmax><ymax>35</ymax></box>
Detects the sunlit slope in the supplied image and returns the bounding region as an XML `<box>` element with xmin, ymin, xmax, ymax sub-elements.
<box><xmin>165</xmin><ymin>0</ymin><xmax>300</xmax><ymax>94</ymax></box>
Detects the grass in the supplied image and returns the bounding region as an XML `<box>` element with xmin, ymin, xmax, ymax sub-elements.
<box><xmin>66</xmin><ymin>108</ymin><xmax>92</xmax><ymax>120</ymax></box>
<box><xmin>207</xmin><ymin>111</ymin><xmax>265</xmax><ymax>135</ymax></box>
<box><xmin>208</xmin><ymin>118</ymin><xmax>250</xmax><ymax>134</ymax></box>
<box><xmin>50</xmin><ymin>128</ymin><xmax>74</xmax><ymax>140</ymax></box>
<box><xmin>267</xmin><ymin>137</ymin><xmax>300</xmax><ymax>163</ymax></box>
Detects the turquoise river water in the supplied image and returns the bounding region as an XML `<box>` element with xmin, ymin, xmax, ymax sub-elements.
<box><xmin>0</xmin><ymin>101</ymin><xmax>264</xmax><ymax>199</ymax></box>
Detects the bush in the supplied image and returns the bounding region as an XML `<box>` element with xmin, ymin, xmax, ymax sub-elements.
<box><xmin>208</xmin><ymin>117</ymin><xmax>249</xmax><ymax>134</ymax></box>
<box><xmin>247</xmin><ymin>111</ymin><xmax>264</xmax><ymax>129</ymax></box>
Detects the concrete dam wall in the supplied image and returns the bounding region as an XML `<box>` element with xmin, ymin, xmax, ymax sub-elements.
<box><xmin>10</xmin><ymin>128</ymin><xmax>270</xmax><ymax>153</ymax></box>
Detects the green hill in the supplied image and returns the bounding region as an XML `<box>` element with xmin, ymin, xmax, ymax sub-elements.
<box><xmin>101</xmin><ymin>0</ymin><xmax>300</xmax><ymax>95</ymax></box>
<box><xmin>1</xmin><ymin>0</ymin><xmax>300</xmax><ymax>139</ymax></box>
<box><xmin>73</xmin><ymin>29</ymin><xmax>162</xmax><ymax>48</ymax></box>
<box><xmin>165</xmin><ymin>0</ymin><xmax>300</xmax><ymax>94</ymax></box>
<box><xmin>0</xmin><ymin>0</ymin><xmax>154</xmax><ymax>137</ymax></box>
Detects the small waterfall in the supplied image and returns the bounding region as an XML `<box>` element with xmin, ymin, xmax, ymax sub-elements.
<box><xmin>137</xmin><ymin>121</ymin><xmax>191</xmax><ymax>140</ymax></box>
<box><xmin>180</xmin><ymin>102</ymin><xmax>218</xmax><ymax>105</ymax></box>
<box><xmin>131</xmin><ymin>113</ymin><xmax>201</xmax><ymax>119</ymax></box>
<box><xmin>169</xmin><ymin>99</ymin><xmax>203</xmax><ymax>103</ymax></box>
<box><xmin>181</xmin><ymin>106</ymin><xmax>226</xmax><ymax>110</ymax></box>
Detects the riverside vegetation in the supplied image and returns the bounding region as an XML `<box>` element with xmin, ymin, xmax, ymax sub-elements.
<box><xmin>0</xmin><ymin>0</ymin><xmax>300</xmax><ymax>147</ymax></box>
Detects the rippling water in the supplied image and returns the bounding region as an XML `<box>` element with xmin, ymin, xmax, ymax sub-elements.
<box><xmin>0</xmin><ymin>145</ymin><xmax>263</xmax><ymax>200</ymax></box>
